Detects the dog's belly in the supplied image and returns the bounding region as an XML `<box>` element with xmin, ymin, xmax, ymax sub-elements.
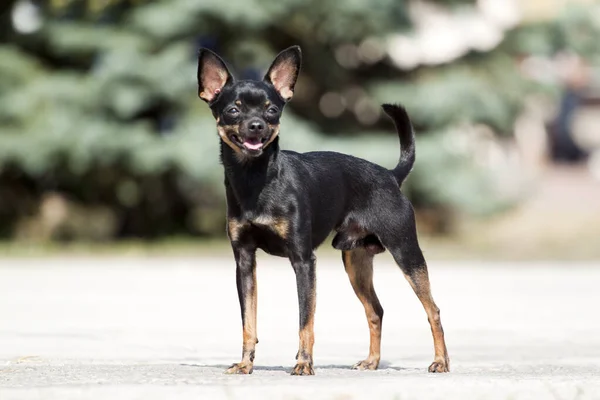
<box><xmin>331</xmin><ymin>220</ymin><xmax>385</xmax><ymax>255</ymax></box>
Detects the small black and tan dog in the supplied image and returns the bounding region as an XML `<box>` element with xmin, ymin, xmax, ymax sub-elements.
<box><xmin>197</xmin><ymin>45</ymin><xmax>449</xmax><ymax>376</ymax></box>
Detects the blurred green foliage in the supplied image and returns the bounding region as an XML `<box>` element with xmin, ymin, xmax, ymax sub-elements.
<box><xmin>0</xmin><ymin>0</ymin><xmax>597</xmax><ymax>241</ymax></box>
<box><xmin>507</xmin><ymin>5</ymin><xmax>600</xmax><ymax>63</ymax></box>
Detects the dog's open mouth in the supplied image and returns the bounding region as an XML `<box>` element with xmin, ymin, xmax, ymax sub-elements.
<box><xmin>231</xmin><ymin>135</ymin><xmax>268</xmax><ymax>152</ymax></box>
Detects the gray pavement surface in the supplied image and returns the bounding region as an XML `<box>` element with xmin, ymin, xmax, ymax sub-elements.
<box><xmin>1</xmin><ymin>255</ymin><xmax>599</xmax><ymax>399</ymax></box>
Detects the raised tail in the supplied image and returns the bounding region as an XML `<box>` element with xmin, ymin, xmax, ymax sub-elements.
<box><xmin>382</xmin><ymin>104</ymin><xmax>416</xmax><ymax>186</ymax></box>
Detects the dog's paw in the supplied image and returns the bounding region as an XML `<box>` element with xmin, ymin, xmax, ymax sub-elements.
<box><xmin>290</xmin><ymin>362</ymin><xmax>314</xmax><ymax>376</ymax></box>
<box><xmin>428</xmin><ymin>358</ymin><xmax>450</xmax><ymax>373</ymax></box>
<box><xmin>352</xmin><ymin>359</ymin><xmax>379</xmax><ymax>371</ymax></box>
<box><xmin>224</xmin><ymin>362</ymin><xmax>253</xmax><ymax>375</ymax></box>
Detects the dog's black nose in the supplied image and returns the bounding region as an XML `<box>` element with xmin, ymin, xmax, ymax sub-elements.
<box><xmin>248</xmin><ymin>121</ymin><xmax>265</xmax><ymax>133</ymax></box>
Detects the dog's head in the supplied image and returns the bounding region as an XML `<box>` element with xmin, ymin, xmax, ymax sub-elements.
<box><xmin>197</xmin><ymin>46</ymin><xmax>302</xmax><ymax>158</ymax></box>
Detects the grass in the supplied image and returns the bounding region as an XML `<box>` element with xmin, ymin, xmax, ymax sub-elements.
<box><xmin>0</xmin><ymin>237</ymin><xmax>233</xmax><ymax>258</ymax></box>
<box><xmin>1</xmin><ymin>230</ymin><xmax>598</xmax><ymax>261</ymax></box>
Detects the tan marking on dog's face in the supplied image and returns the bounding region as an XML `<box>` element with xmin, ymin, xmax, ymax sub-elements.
<box><xmin>216</xmin><ymin>119</ymin><xmax>278</xmax><ymax>162</ymax></box>
<box><xmin>216</xmin><ymin>117</ymin><xmax>241</xmax><ymax>150</ymax></box>
<box><xmin>217</xmin><ymin>125</ymin><xmax>242</xmax><ymax>153</ymax></box>
<box><xmin>227</xmin><ymin>218</ymin><xmax>248</xmax><ymax>242</ymax></box>
<box><xmin>235</xmin><ymin>100</ymin><xmax>242</xmax><ymax>106</ymax></box>
<box><xmin>264</xmin><ymin>124</ymin><xmax>280</xmax><ymax>149</ymax></box>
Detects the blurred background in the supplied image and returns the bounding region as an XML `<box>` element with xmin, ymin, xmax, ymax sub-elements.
<box><xmin>0</xmin><ymin>0</ymin><xmax>599</xmax><ymax>259</ymax></box>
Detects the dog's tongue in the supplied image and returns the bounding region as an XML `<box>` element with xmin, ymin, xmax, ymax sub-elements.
<box><xmin>243</xmin><ymin>138</ymin><xmax>263</xmax><ymax>150</ymax></box>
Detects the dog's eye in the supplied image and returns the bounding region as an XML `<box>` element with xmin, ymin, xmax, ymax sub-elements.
<box><xmin>228</xmin><ymin>107</ymin><xmax>239</xmax><ymax>115</ymax></box>
<box><xmin>267</xmin><ymin>107</ymin><xmax>278</xmax><ymax>115</ymax></box>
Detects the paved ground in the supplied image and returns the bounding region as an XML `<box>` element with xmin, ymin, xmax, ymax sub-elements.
<box><xmin>1</xmin><ymin>255</ymin><xmax>599</xmax><ymax>399</ymax></box>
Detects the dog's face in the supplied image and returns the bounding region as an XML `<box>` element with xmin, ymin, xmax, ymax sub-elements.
<box><xmin>197</xmin><ymin>46</ymin><xmax>302</xmax><ymax>158</ymax></box>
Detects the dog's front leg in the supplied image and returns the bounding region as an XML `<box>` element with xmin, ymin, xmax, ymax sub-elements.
<box><xmin>225</xmin><ymin>246</ymin><xmax>258</xmax><ymax>374</ymax></box>
<box><xmin>290</xmin><ymin>252</ymin><xmax>316</xmax><ymax>376</ymax></box>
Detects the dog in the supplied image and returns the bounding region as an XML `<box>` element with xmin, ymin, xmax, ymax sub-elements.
<box><xmin>196</xmin><ymin>45</ymin><xmax>449</xmax><ymax>376</ymax></box>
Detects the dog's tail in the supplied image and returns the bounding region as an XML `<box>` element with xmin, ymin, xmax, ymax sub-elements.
<box><xmin>382</xmin><ymin>104</ymin><xmax>416</xmax><ymax>186</ymax></box>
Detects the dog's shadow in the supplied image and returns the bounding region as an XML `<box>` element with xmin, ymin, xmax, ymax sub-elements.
<box><xmin>181</xmin><ymin>361</ymin><xmax>409</xmax><ymax>373</ymax></box>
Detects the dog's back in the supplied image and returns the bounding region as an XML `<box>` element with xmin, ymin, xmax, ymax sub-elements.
<box><xmin>197</xmin><ymin>46</ymin><xmax>449</xmax><ymax>376</ymax></box>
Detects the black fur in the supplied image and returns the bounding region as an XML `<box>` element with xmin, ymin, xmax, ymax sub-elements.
<box><xmin>197</xmin><ymin>45</ymin><xmax>449</xmax><ymax>376</ymax></box>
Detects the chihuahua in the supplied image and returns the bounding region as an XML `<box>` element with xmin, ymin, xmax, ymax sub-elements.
<box><xmin>197</xmin><ymin>45</ymin><xmax>449</xmax><ymax>375</ymax></box>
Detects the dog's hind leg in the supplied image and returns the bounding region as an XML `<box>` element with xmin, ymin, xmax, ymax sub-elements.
<box><xmin>342</xmin><ymin>248</ymin><xmax>383</xmax><ymax>370</ymax></box>
<box><xmin>379</xmin><ymin>217</ymin><xmax>450</xmax><ymax>373</ymax></box>
<box><xmin>402</xmin><ymin>263</ymin><xmax>449</xmax><ymax>372</ymax></box>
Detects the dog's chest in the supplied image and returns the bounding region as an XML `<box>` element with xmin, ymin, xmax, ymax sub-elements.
<box><xmin>228</xmin><ymin>213</ymin><xmax>290</xmax><ymax>257</ymax></box>
<box><xmin>246</xmin><ymin>213</ymin><xmax>289</xmax><ymax>239</ymax></box>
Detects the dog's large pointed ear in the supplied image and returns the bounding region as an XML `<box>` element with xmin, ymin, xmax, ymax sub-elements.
<box><xmin>197</xmin><ymin>48</ymin><xmax>234</xmax><ymax>103</ymax></box>
<box><xmin>263</xmin><ymin>46</ymin><xmax>302</xmax><ymax>102</ymax></box>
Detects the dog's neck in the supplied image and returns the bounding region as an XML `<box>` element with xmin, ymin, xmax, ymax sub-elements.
<box><xmin>221</xmin><ymin>138</ymin><xmax>281</xmax><ymax>210</ymax></box>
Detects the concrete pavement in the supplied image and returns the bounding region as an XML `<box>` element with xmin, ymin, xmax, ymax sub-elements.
<box><xmin>1</xmin><ymin>255</ymin><xmax>599</xmax><ymax>399</ymax></box>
